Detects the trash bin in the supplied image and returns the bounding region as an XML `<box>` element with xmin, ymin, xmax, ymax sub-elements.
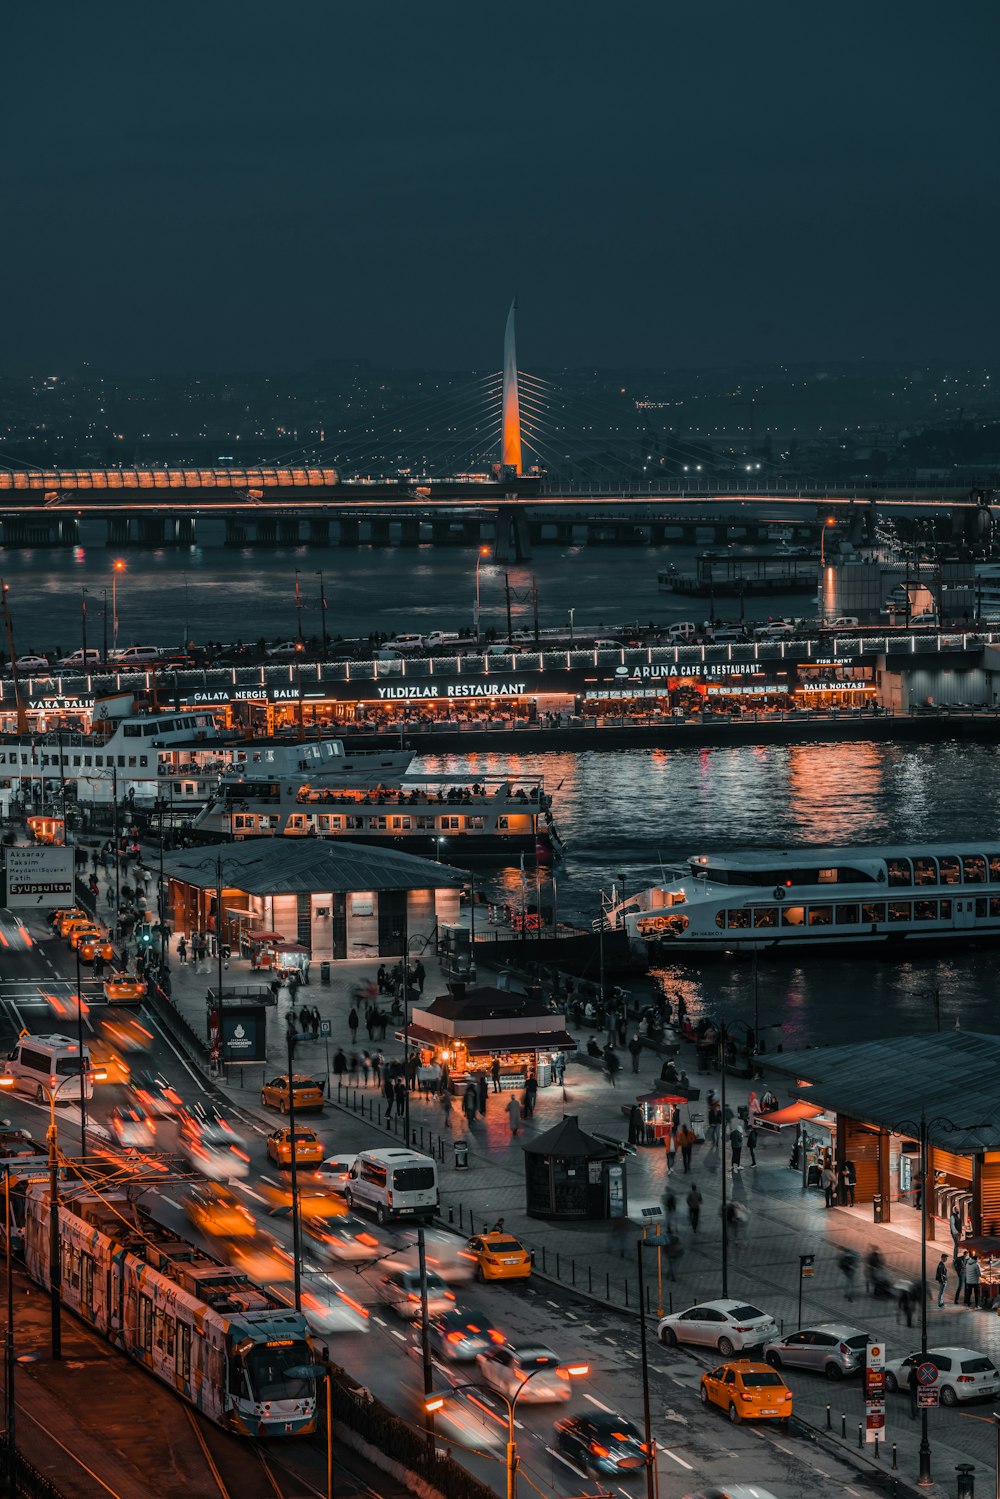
<box><xmin>454</xmin><ymin>1140</ymin><xmax>469</xmax><ymax>1170</ymax></box>
<box><xmin>956</xmin><ymin>1463</ymin><xmax>975</xmax><ymax>1499</ymax></box>
<box><xmin>873</xmin><ymin>1194</ymin><xmax>884</xmax><ymax>1223</ymax></box>
<box><xmin>320</xmin><ymin>961</ymin><xmax>331</xmax><ymax>985</ymax></box>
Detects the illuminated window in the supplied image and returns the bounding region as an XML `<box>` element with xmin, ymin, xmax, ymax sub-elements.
<box><xmin>886</xmin><ymin>859</ymin><xmax>912</xmax><ymax>887</ymax></box>
<box><xmin>753</xmin><ymin>908</ymin><xmax>778</xmax><ymax>928</ymax></box>
<box><xmin>963</xmin><ymin>856</ymin><xmax>987</xmax><ymax>884</ymax></box>
<box><xmin>835</xmin><ymin>904</ymin><xmax>860</xmax><ymax>924</ymax></box>
<box><xmin>861</xmin><ymin>902</ymin><xmax>886</xmax><ymax>924</ymax></box>
<box><xmin>780</xmin><ymin>906</ymin><xmax>805</xmax><ymax>927</ymax></box>
<box><xmin>808</xmin><ymin>906</ymin><xmax>832</xmax><ymax>926</ymax></box>
<box><xmin>913</xmin><ymin>858</ymin><xmax>937</xmax><ymax>886</ymax></box>
<box><xmin>939</xmin><ymin>856</ymin><xmax>961</xmax><ymax>885</ymax></box>
<box><xmin>887</xmin><ymin>902</ymin><xmax>911</xmax><ymax>922</ymax></box>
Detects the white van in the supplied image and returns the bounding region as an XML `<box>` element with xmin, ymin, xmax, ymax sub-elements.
<box><xmin>709</xmin><ymin>624</ymin><xmax>748</xmax><ymax>642</ymax></box>
<box><xmin>827</xmin><ymin>616</ymin><xmax>860</xmax><ymax>630</ymax></box>
<box><xmin>109</xmin><ymin>645</ymin><xmax>162</xmax><ymax>666</ymax></box>
<box><xmin>58</xmin><ymin>649</ymin><xmax>103</xmax><ymax>670</ymax></box>
<box><xmin>385</xmin><ymin>634</ymin><xmax>425</xmax><ymax>654</ymax></box>
<box><xmin>2</xmin><ymin>1034</ymin><xmax>94</xmax><ymax>1103</ymax></box>
<box><xmin>345</xmin><ymin>1148</ymin><xmax>439</xmax><ymax>1225</ymax></box>
<box><xmin>667</xmin><ymin>621</ymin><xmax>698</xmax><ymax>643</ymax></box>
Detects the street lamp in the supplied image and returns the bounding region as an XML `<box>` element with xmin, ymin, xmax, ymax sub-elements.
<box><xmin>286</xmin><ymin>1028</ymin><xmax>303</xmax><ymax>1313</ymax></box>
<box><xmin>111</xmin><ymin>559</ymin><xmax>126</xmax><ymax>653</ymax></box>
<box><xmin>890</xmin><ymin>1109</ymin><xmax>989</xmax><ymax>1486</ymax></box>
<box><xmin>426</xmin><ymin>1361</ymin><xmax>589</xmax><ymax>1499</ymax></box>
<box><xmin>315</xmin><ymin>571</ymin><xmax>330</xmax><ymax>660</ymax></box>
<box><xmin>567</xmin><ymin>607</ymin><xmax>575</xmax><ymax>644</ymax></box>
<box><xmin>474</xmin><ymin>546</ymin><xmax>490</xmax><ymax>645</ymax></box>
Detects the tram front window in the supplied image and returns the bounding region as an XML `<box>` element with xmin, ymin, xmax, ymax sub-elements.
<box><xmin>237</xmin><ymin>1341</ymin><xmax>312</xmax><ymax>1402</ymax></box>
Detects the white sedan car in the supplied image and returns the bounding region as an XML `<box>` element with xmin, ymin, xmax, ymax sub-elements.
<box><xmin>315</xmin><ymin>1154</ymin><xmax>357</xmax><ymax>1193</ymax></box>
<box><xmin>885</xmin><ymin>1347</ymin><xmax>1000</xmax><ymax>1405</ymax></box>
<box><xmin>476</xmin><ymin>1345</ymin><xmax>571</xmax><ymax>1403</ymax></box>
<box><xmin>110</xmin><ymin>1105</ymin><xmax>157</xmax><ymax>1151</ymax></box>
<box><xmin>381</xmin><ymin>1268</ymin><xmax>454</xmax><ymax>1320</ymax></box>
<box><xmin>658</xmin><ymin>1300</ymin><xmax>778</xmax><ymax>1357</ymax></box>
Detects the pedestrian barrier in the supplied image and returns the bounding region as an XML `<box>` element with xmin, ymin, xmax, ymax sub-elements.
<box><xmin>0</xmin><ymin>1438</ymin><xmax>70</xmax><ymax>1499</ymax></box>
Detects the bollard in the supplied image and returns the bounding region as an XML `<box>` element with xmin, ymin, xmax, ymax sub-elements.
<box><xmin>841</xmin><ymin>1414</ymin><xmax>847</xmax><ymax>1438</ymax></box>
<box><xmin>625</xmin><ymin>1281</ymin><xmax>629</xmax><ymax>1307</ymax></box>
<box><xmin>572</xmin><ymin>1259</ymin><xmax>576</xmax><ymax>1287</ymax></box>
<box><xmin>669</xmin><ymin>1291</ymin><xmax>673</xmax><ymax>1313</ymax></box>
<box><xmin>892</xmin><ymin>1443</ymin><xmax>897</xmax><ymax>1470</ymax></box>
<box><xmin>557</xmin><ymin>1254</ymin><xmax>561</xmax><ymax>1279</ymax></box>
<box><xmin>458</xmin><ymin>1204</ymin><xmax>464</xmax><ymax>1232</ymax></box>
<box><xmin>956</xmin><ymin>1464</ymin><xmax>975</xmax><ymax>1499</ymax></box>
<box><xmin>448</xmin><ymin>1205</ymin><xmax>454</xmax><ymax>1224</ymax></box>
<box><xmin>826</xmin><ymin>1405</ymin><xmax>831</xmax><ymax>1430</ymax></box>
<box><xmin>646</xmin><ymin>1285</ymin><xmax>651</xmax><ymax>1314</ymax></box>
<box><xmin>874</xmin><ymin>1436</ymin><xmax>879</xmax><ymax>1461</ymax></box>
<box><xmin>857</xmin><ymin>1423</ymin><xmax>863</xmax><ymax>1449</ymax></box>
<box><xmin>589</xmin><ymin>1267</ymin><xmax>593</xmax><ymax>1294</ymax></box>
<box><xmin>606</xmin><ymin>1271</ymin><xmax>610</xmax><ymax>1300</ymax></box>
<box><xmin>542</xmin><ymin>1247</ymin><xmax>547</xmax><ymax>1272</ymax></box>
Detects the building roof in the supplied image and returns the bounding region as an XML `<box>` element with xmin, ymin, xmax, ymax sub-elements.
<box><xmin>162</xmin><ymin>839</ymin><xmax>466</xmax><ymax>896</ymax></box>
<box><xmin>522</xmin><ymin>1114</ymin><xmax>619</xmax><ymax>1159</ymax></box>
<box><xmin>403</xmin><ymin>1022</ymin><xmax>576</xmax><ymax>1055</ymax></box>
<box><xmin>421</xmin><ymin>986</ymin><xmax>552</xmax><ymax>1023</ymax></box>
<box><xmin>766</xmin><ymin>1031</ymin><xmax>1000</xmax><ymax>1151</ymax></box>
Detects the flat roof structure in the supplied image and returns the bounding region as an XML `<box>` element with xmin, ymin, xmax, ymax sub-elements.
<box><xmin>161</xmin><ymin>838</ymin><xmax>466</xmax><ymax>895</ymax></box>
<box><xmin>767</xmin><ymin>1031</ymin><xmax>1000</xmax><ymax>1151</ymax></box>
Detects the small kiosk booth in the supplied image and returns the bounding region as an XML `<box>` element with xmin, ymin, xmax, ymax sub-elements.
<box><xmin>523</xmin><ymin>1116</ymin><xmax>627</xmax><ymax>1221</ymax></box>
<box><xmin>403</xmin><ymin>983</ymin><xmax>576</xmax><ymax>1094</ymax></box>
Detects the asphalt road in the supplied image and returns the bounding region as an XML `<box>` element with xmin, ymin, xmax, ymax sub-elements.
<box><xmin>0</xmin><ymin>907</ymin><xmax>933</xmax><ymax>1499</ymax></box>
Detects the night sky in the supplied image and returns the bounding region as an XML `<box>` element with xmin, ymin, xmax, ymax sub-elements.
<box><xmin>4</xmin><ymin>1</ymin><xmax>997</xmax><ymax>372</ymax></box>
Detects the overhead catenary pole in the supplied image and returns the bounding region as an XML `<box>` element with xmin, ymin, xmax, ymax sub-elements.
<box><xmin>417</xmin><ymin>1229</ymin><xmax>434</xmax><ymax>1456</ymax></box>
<box><xmin>287</xmin><ymin>1030</ymin><xmax>303</xmax><ymax>1312</ymax></box>
<box><xmin>75</xmin><ymin>943</ymin><xmax>87</xmax><ymax>1165</ymax></box>
<box><xmin>4</xmin><ymin>1166</ymin><xmax>15</xmax><ymax>1498</ymax></box>
<box><xmin>635</xmin><ymin>1240</ymin><xmax>656</xmax><ymax>1499</ymax></box>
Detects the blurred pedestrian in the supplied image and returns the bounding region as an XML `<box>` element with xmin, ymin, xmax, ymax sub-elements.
<box><xmin>348</xmin><ymin>1006</ymin><xmax>359</xmax><ymax>1043</ymax></box>
<box><xmin>506</xmin><ymin>1095</ymin><xmax>522</xmax><ymax>1136</ymax></box>
<box><xmin>745</xmin><ymin>1124</ymin><xmax>757</xmax><ymax>1167</ymax></box>
<box><xmin>477</xmin><ymin>1072</ymin><xmax>488</xmax><ymax>1116</ymax></box>
<box><xmin>897</xmin><ymin>1283</ymin><xmax>914</xmax><ymax>1326</ymax></box>
<box><xmin>729</xmin><ymin>1124</ymin><xmax>744</xmax><ymax>1173</ymax></box>
<box><xmin>838</xmin><ymin>1246</ymin><xmax>858</xmax><ymax>1301</ymax></box>
<box><xmin>954</xmin><ymin>1249</ymin><xmax>968</xmax><ymax>1304</ymax></box>
<box><xmin>678</xmin><ymin>1123</ymin><xmax>696</xmax><ymax>1172</ymax></box>
<box><xmin>686</xmin><ymin>1183</ymin><xmax>702</xmax><ymax>1232</ymax></box>
<box><xmin>821</xmin><ymin>1162</ymin><xmax>837</xmax><ymax>1208</ymax></box>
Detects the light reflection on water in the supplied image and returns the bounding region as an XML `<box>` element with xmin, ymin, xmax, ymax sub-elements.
<box><xmin>417</xmin><ymin>741</ymin><xmax>1000</xmax><ymax>1050</ymax></box>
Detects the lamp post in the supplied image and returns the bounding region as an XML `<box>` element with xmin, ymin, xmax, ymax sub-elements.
<box><xmin>635</xmin><ymin>1240</ymin><xmax>656</xmax><ymax>1499</ymax></box>
<box><xmin>286</xmin><ymin>1029</ymin><xmax>303</xmax><ymax>1313</ymax></box>
<box><xmin>474</xmin><ymin>546</ymin><xmax>490</xmax><ymax>644</ymax></box>
<box><xmin>73</xmin><ymin>943</ymin><xmax>87</xmax><ymax>1164</ymax></box>
<box><xmin>426</xmin><ymin>1361</ymin><xmax>589</xmax><ymax>1499</ymax></box>
<box><xmin>315</xmin><ymin>571</ymin><xmax>330</xmax><ymax>660</ymax></box>
<box><xmin>111</xmin><ymin>559</ymin><xmax>126</xmax><ymax>653</ymax></box>
<box><xmin>3</xmin><ymin>1162</ymin><xmax>14</xmax><ymax>1498</ymax></box>
<box><xmin>891</xmin><ymin>1109</ymin><xmax>989</xmax><ymax>1486</ymax></box>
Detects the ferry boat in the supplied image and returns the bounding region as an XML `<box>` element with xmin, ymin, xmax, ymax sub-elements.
<box><xmin>618</xmin><ymin>843</ymin><xmax>1000</xmax><ymax>955</ymax></box>
<box><xmin>191</xmin><ymin>771</ymin><xmax>564</xmax><ymax>864</ymax></box>
<box><xmin>0</xmin><ymin>713</ymin><xmax>412</xmax><ymax>810</ymax></box>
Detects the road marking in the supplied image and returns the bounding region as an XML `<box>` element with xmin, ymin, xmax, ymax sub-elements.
<box><xmin>235</xmin><ymin>1184</ymin><xmax>267</xmax><ymax>1204</ymax></box>
<box><xmin>158</xmin><ymin>1196</ymin><xmax>182</xmax><ymax>1210</ymax></box>
<box><xmin>846</xmin><ymin>1490</ymin><xmax>862</xmax><ymax>1497</ymax></box>
<box><xmin>584</xmin><ymin>1324</ymin><xmax>596</xmax><ymax>1331</ymax></box>
<box><xmin>774</xmin><ymin>1443</ymin><xmax>793</xmax><ymax>1454</ymax></box>
<box><xmin>604</xmin><ymin>1337</ymin><xmax>618</xmax><ymax>1345</ymax></box>
<box><xmin>812</xmin><ymin>1469</ymin><xmax>830</xmax><ymax>1478</ymax></box>
<box><xmin>373</xmin><ymin>1317</ymin><xmax>387</xmax><ymax>1327</ymax></box>
<box><xmin>662</xmin><ymin>1449</ymin><xmax>693</xmax><ymax>1470</ymax></box>
<box><xmin>565</xmin><ymin>1311</ymin><xmax>578</xmax><ymax>1319</ymax></box>
<box><xmin>546</xmin><ymin>1299</ymin><xmax>559</xmax><ymax>1307</ymax></box>
<box><xmin>623</xmin><ymin>1349</ymin><xmax>639</xmax><ymax>1359</ymax></box>
<box><xmin>584</xmin><ymin>1393</ymin><xmax>614</xmax><ymax>1413</ymax></box>
<box><xmin>544</xmin><ymin>1446</ymin><xmax>587</xmax><ymax>1479</ymax></box>
<box><xmin>390</xmin><ymin>1329</ymin><xmax>406</xmax><ymax>1341</ymax></box>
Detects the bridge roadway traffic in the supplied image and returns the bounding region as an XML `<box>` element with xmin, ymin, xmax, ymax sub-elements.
<box><xmin>0</xmin><ymin>907</ymin><xmax>893</xmax><ymax>1499</ymax></box>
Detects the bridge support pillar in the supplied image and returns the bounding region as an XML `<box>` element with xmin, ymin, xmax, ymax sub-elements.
<box><xmin>649</xmin><ymin>522</ymin><xmax>668</xmax><ymax>545</ymax></box>
<box><xmin>225</xmin><ymin>517</ymin><xmax>248</xmax><ymax>547</ymax></box>
<box><xmin>138</xmin><ymin>517</ymin><xmax>166</xmax><ymax>547</ymax></box>
<box><xmin>338</xmin><ymin>518</ymin><xmax>360</xmax><ymax>546</ymax></box>
<box><xmin>460</xmin><ymin>519</ymin><xmax>482</xmax><ymax>545</ymax></box>
<box><xmin>255</xmin><ymin>517</ymin><xmax>278</xmax><ymax>548</ymax></box>
<box><xmin>106</xmin><ymin>516</ymin><xmax>131</xmax><ymax>547</ymax></box>
<box><xmin>492</xmin><ymin>504</ymin><xmax>532</xmax><ymax>563</ymax></box>
<box><xmin>369</xmin><ymin>518</ymin><xmax>392</xmax><ymax>546</ymax></box>
<box><xmin>172</xmin><ymin>516</ymin><xmax>196</xmax><ymax>546</ymax></box>
<box><xmin>277</xmin><ymin>519</ymin><xmax>300</xmax><ymax>545</ymax></box>
<box><xmin>400</xmin><ymin>518</ymin><xmax>421</xmax><ymax>546</ymax></box>
<box><xmin>56</xmin><ymin>517</ymin><xmax>79</xmax><ymax>546</ymax></box>
<box><xmin>308</xmin><ymin>518</ymin><xmax>330</xmax><ymax>546</ymax></box>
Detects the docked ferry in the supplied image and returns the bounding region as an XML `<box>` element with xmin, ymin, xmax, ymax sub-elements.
<box><xmin>191</xmin><ymin>771</ymin><xmax>564</xmax><ymax>864</ymax></box>
<box><xmin>619</xmin><ymin>844</ymin><xmax>1000</xmax><ymax>955</ymax></box>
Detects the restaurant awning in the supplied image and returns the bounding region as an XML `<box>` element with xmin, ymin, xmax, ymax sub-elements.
<box><xmin>752</xmin><ymin>1101</ymin><xmax>828</xmax><ymax>1131</ymax></box>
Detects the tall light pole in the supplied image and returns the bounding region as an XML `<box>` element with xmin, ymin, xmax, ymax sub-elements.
<box><xmin>315</xmin><ymin>571</ymin><xmax>330</xmax><ymax>659</ymax></box>
<box><xmin>286</xmin><ymin>1030</ymin><xmax>303</xmax><ymax>1312</ymax></box>
<box><xmin>426</xmin><ymin>1361</ymin><xmax>589</xmax><ymax>1499</ymax></box>
<box><xmin>4</xmin><ymin>1162</ymin><xmax>15</xmax><ymax>1497</ymax></box>
<box><xmin>474</xmin><ymin>546</ymin><xmax>490</xmax><ymax>644</ymax></box>
<box><xmin>111</xmin><ymin>559</ymin><xmax>126</xmax><ymax>652</ymax></box>
<box><xmin>635</xmin><ymin>1240</ymin><xmax>656</xmax><ymax>1499</ymax></box>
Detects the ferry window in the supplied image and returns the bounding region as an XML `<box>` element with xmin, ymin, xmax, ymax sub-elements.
<box><xmin>963</xmin><ymin>856</ymin><xmax>987</xmax><ymax>883</ymax></box>
<box><xmin>715</xmin><ymin>911</ymin><xmax>727</xmax><ymax>929</ymax></box>
<box><xmin>139</xmin><ymin>756</ymin><xmax>147</xmax><ymax>768</ymax></box>
<box><xmin>176</xmin><ymin>1322</ymin><xmax>191</xmax><ymax>1381</ymax></box>
<box><xmin>887</xmin><ymin>902</ymin><xmax>911</xmax><ymax>922</ymax></box>
<box><xmin>976</xmin><ymin>898</ymin><xmax>988</xmax><ymax>918</ymax></box>
<box><xmin>817</xmin><ymin>868</ymin><xmax>838</xmax><ymax>883</ymax></box>
<box><xmin>886</xmin><ymin>859</ymin><xmax>912</xmax><ymax>887</ymax></box>
<box><xmin>940</xmin><ymin>900</ymin><xmax>952</xmax><ymax>920</ymax></box>
<box><xmin>139</xmin><ymin>1294</ymin><xmax>153</xmax><ymax>1353</ymax></box>
<box><xmin>727</xmin><ymin>909</ymin><xmax>750</xmax><ymax>929</ymax></box>
<box><xmin>124</xmin><ymin>724</ymin><xmax>141</xmax><ymax>738</ymax></box>
<box><xmin>84</xmin><ymin>755</ymin><xmax>91</xmax><ymax>767</ymax></box>
<box><xmin>780</xmin><ymin>906</ymin><xmax>805</xmax><ymax>927</ymax></box>
<box><xmin>72</xmin><ymin>755</ymin><xmax>80</xmax><ymax>767</ymax></box>
<box><xmin>861</xmin><ymin>902</ymin><xmax>886</xmax><ymax>924</ymax></box>
<box><xmin>808</xmin><ymin>906</ymin><xmax>832</xmax><ymax>926</ymax></box>
<box><xmin>835</xmin><ymin>904</ymin><xmax>860</xmax><ymax>925</ymax></box>
<box><xmin>497</xmin><ymin>817</ymin><xmax>508</xmax><ymax>830</ymax></box>
<box><xmin>939</xmin><ymin>856</ymin><xmax>961</xmax><ymax>885</ymax></box>
<box><xmin>913</xmin><ymin>858</ymin><xmax>937</xmax><ymax>886</ymax></box>
<box><xmin>753</xmin><ymin>908</ymin><xmax>778</xmax><ymax>928</ymax></box>
<box><xmin>117</xmin><ymin>755</ymin><xmax>125</xmax><ymax>767</ymax></box>
<box><xmin>991</xmin><ymin>897</ymin><xmax>1000</xmax><ymax>918</ymax></box>
<box><xmin>914</xmin><ymin>900</ymin><xmax>937</xmax><ymax>920</ymax></box>
<box><xmin>990</xmin><ymin>857</ymin><xmax>1000</xmax><ymax>882</ymax></box>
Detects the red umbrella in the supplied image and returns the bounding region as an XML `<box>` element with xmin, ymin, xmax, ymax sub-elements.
<box><xmin>250</xmin><ymin>931</ymin><xmax>286</xmax><ymax>943</ymax></box>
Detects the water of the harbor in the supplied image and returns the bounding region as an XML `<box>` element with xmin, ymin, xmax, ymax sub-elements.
<box><xmin>5</xmin><ymin>522</ymin><xmax>996</xmax><ymax>1054</ymax></box>
<box><xmin>0</xmin><ymin>520</ymin><xmax>807</xmax><ymax>651</ymax></box>
<box><xmin>415</xmin><ymin>739</ymin><xmax>1000</xmax><ymax>1054</ymax></box>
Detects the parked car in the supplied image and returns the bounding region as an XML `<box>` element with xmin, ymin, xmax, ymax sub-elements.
<box><xmin>385</xmin><ymin>634</ymin><xmax>425</xmax><ymax>654</ymax></box>
<box><xmin>13</xmin><ymin>654</ymin><xmax>50</xmax><ymax>673</ymax></box>
<box><xmin>657</xmin><ymin>1300</ymin><xmax>778</xmax><ymax>1356</ymax></box>
<box><xmin>667</xmin><ymin>621</ymin><xmax>698</xmax><ymax>643</ymax></box>
<box><xmin>553</xmin><ymin>1412</ymin><xmax>647</xmax><ymax>1477</ymax></box>
<box><xmin>108</xmin><ymin>645</ymin><xmax>162</xmax><ymax>666</ymax></box>
<box><xmin>265</xmin><ymin>640</ymin><xmax>305</xmax><ymax>659</ymax></box>
<box><xmin>826</xmin><ymin>617</ymin><xmax>860</xmax><ymax>631</ymax></box>
<box><xmin>425</xmin><ymin>631</ymin><xmax>460</xmax><ymax>649</ymax></box>
<box><xmin>884</xmin><ymin>1347</ymin><xmax>1000</xmax><ymax>1405</ymax></box>
<box><xmin>764</xmin><ymin>1323</ymin><xmax>869</xmax><ymax>1379</ymax></box>
<box><xmin>58</xmin><ymin>649</ymin><xmax>103</xmax><ymax>669</ymax></box>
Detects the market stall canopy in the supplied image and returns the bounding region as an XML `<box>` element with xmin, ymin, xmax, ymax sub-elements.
<box><xmin>402</xmin><ymin>1022</ymin><xmax>576</xmax><ymax>1054</ymax></box>
<box><xmin>636</xmin><ymin>1090</ymin><xmax>690</xmax><ymax>1106</ymax></box>
<box><xmin>753</xmin><ymin>1101</ymin><xmax>827</xmax><ymax>1129</ymax></box>
<box><xmin>249</xmin><ymin>931</ymin><xmax>286</xmax><ymax>944</ymax></box>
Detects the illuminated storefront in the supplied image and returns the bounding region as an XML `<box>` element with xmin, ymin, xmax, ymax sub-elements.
<box><xmin>403</xmin><ymin>983</ymin><xmax>576</xmax><ymax>1092</ymax></box>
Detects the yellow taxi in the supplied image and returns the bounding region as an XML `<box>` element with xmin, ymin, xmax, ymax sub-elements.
<box><xmin>78</xmin><ymin>931</ymin><xmax>115</xmax><ymax>963</ymax></box>
<box><xmin>185</xmin><ymin>1183</ymin><xmax>256</xmax><ymax>1240</ymax></box>
<box><xmin>61</xmin><ymin>914</ymin><xmax>95</xmax><ymax>943</ymax></box>
<box><xmin>51</xmin><ymin>907</ymin><xmax>84</xmax><ymax>933</ymax></box>
<box><xmin>261</xmin><ymin>1074</ymin><xmax>325</xmax><ymax>1114</ymax></box>
<box><xmin>465</xmin><ymin>1230</ymin><xmax>533</xmax><ymax>1282</ymax></box>
<box><xmin>68</xmin><ymin>924</ymin><xmax>104</xmax><ymax>952</ymax></box>
<box><xmin>104</xmin><ymin>973</ymin><xmax>146</xmax><ymax>1005</ymax></box>
<box><xmin>699</xmin><ymin>1360</ymin><xmax>793</xmax><ymax>1425</ymax></box>
<box><xmin>88</xmin><ymin>1040</ymin><xmax>131</xmax><ymax>1085</ymax></box>
<box><xmin>266</xmin><ymin>1128</ymin><xmax>325</xmax><ymax>1169</ymax></box>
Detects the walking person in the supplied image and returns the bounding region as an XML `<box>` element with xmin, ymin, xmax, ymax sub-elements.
<box><xmin>897</xmin><ymin>1283</ymin><xmax>914</xmax><ymax>1327</ymax></box>
<box><xmin>729</xmin><ymin>1123</ymin><xmax>744</xmax><ymax>1173</ymax></box>
<box><xmin>954</xmin><ymin>1249</ymin><xmax>968</xmax><ymax>1304</ymax></box>
<box><xmin>628</xmin><ymin>1033</ymin><xmax>643</xmax><ymax>1074</ymax></box>
<box><xmin>477</xmin><ymin>1071</ymin><xmax>488</xmax><ymax>1117</ymax></box>
<box><xmin>935</xmin><ymin>1252</ymin><xmax>949</xmax><ymax>1308</ymax></box>
<box><xmin>463</xmin><ymin>1082</ymin><xmax>477</xmax><ymax>1128</ymax></box>
<box><xmin>393</xmin><ymin>1077</ymin><xmax>406</xmax><ymax>1122</ymax></box>
<box><xmin>348</xmin><ymin>1006</ymin><xmax>359</xmax><ymax>1043</ymax></box>
<box><xmin>523</xmin><ymin>1071</ymin><xmax>537</xmax><ymax>1119</ymax></box>
<box><xmin>361</xmin><ymin>1051</ymin><xmax>372</xmax><ymax>1087</ymax></box>
<box><xmin>745</xmin><ymin>1123</ymin><xmax>757</xmax><ymax>1167</ymax></box>
<box><xmin>177</xmin><ymin>935</ymin><xmax>187</xmax><ymax>965</ymax></box>
<box><xmin>373</xmin><ymin>1049</ymin><xmax>384</xmax><ymax>1087</ymax></box>
<box><xmin>491</xmin><ymin>1056</ymin><xmax>502</xmax><ymax>1094</ymax></box>
<box><xmin>383</xmin><ymin>1074</ymin><xmax>395</xmax><ymax>1118</ymax></box>
<box><xmin>707</xmin><ymin>1103</ymin><xmax>721</xmax><ymax>1151</ymax></box>
<box><xmin>686</xmin><ymin>1183</ymin><xmax>702</xmax><ymax>1232</ymax></box>
<box><xmin>440</xmin><ymin>1089</ymin><xmax>452</xmax><ymax>1127</ymax></box>
<box><xmin>413</xmin><ymin>957</ymin><xmax>425</xmax><ymax>993</ymax></box>
<box><xmin>603</xmin><ymin>1044</ymin><xmax>620</xmax><ymax>1088</ymax></box>
<box><xmin>838</xmin><ymin>1246</ymin><xmax>858</xmax><ymax>1301</ymax></box>
<box><xmin>678</xmin><ymin>1123</ymin><xmax>696</xmax><ymax>1173</ymax></box>
<box><xmin>506</xmin><ymin>1094</ymin><xmax>522</xmax><ymax>1137</ymax></box>
<box><xmin>844</xmin><ymin>1159</ymin><xmax>857</xmax><ymax>1206</ymax></box>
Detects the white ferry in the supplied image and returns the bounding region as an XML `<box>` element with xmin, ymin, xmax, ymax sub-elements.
<box><xmin>0</xmin><ymin>714</ymin><xmax>412</xmax><ymax>810</ymax></box>
<box><xmin>191</xmin><ymin>771</ymin><xmax>563</xmax><ymax>864</ymax></box>
<box><xmin>618</xmin><ymin>844</ymin><xmax>1000</xmax><ymax>955</ymax></box>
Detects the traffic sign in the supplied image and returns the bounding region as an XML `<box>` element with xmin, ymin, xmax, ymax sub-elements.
<box><xmin>799</xmin><ymin>1254</ymin><xmax>815</xmax><ymax>1278</ymax></box>
<box><xmin>917</xmin><ymin>1388</ymin><xmax>940</xmax><ymax>1409</ymax></box>
<box><xmin>320</xmin><ymin>1019</ymin><xmax>332</xmax><ymax>1037</ymax></box>
<box><xmin>916</xmin><ymin>1361</ymin><xmax>938</xmax><ymax>1386</ymax></box>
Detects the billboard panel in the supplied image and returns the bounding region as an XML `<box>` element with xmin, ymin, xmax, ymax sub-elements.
<box><xmin>4</xmin><ymin>846</ymin><xmax>75</xmax><ymax>909</ymax></box>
